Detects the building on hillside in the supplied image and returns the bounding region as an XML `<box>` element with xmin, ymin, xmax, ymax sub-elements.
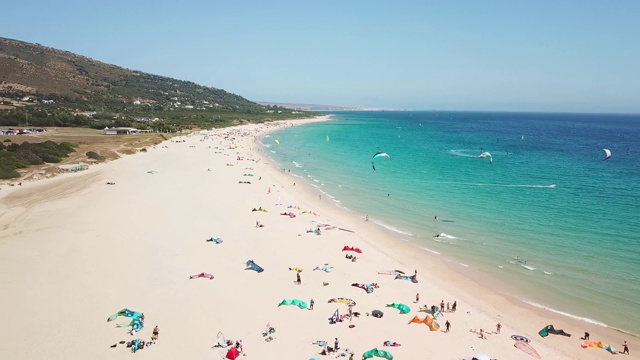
<box><xmin>104</xmin><ymin>127</ymin><xmax>138</xmax><ymax>135</ymax></box>
<box><xmin>103</xmin><ymin>127</ymin><xmax>152</xmax><ymax>135</ymax></box>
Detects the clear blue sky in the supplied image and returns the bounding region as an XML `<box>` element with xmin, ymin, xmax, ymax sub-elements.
<box><xmin>2</xmin><ymin>1</ymin><xmax>639</xmax><ymax>113</ymax></box>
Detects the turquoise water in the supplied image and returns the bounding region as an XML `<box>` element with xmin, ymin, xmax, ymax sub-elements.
<box><xmin>264</xmin><ymin>111</ymin><xmax>640</xmax><ymax>335</ymax></box>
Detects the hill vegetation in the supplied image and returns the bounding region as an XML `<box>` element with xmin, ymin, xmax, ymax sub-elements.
<box><xmin>0</xmin><ymin>37</ymin><xmax>315</xmax><ymax>130</ymax></box>
<box><xmin>0</xmin><ymin>139</ymin><xmax>77</xmax><ymax>179</ymax></box>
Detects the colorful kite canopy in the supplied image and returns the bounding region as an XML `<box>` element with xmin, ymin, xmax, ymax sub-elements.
<box><xmin>362</xmin><ymin>348</ymin><xmax>394</xmax><ymax>360</ymax></box>
<box><xmin>107</xmin><ymin>308</ymin><xmax>144</xmax><ymax>332</ymax></box>
<box><xmin>539</xmin><ymin>325</ymin><xmax>571</xmax><ymax>337</ymax></box>
<box><xmin>245</xmin><ymin>260</ymin><xmax>264</xmax><ymax>273</ymax></box>
<box><xmin>189</xmin><ymin>272</ymin><xmax>214</xmax><ymax>280</ymax></box>
<box><xmin>278</xmin><ymin>299</ymin><xmax>307</xmax><ymax>309</ymax></box>
<box><xmin>515</xmin><ymin>341</ymin><xmax>541</xmax><ymax>359</ymax></box>
<box><xmin>386</xmin><ymin>303</ymin><xmax>411</xmax><ymax>314</ymax></box>
<box><xmin>372</xmin><ymin>151</ymin><xmax>391</xmax><ymax>171</ymax></box>
<box><xmin>328</xmin><ymin>298</ymin><xmax>356</xmax><ymax>307</ymax></box>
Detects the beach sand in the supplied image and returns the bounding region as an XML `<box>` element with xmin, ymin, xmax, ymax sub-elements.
<box><xmin>0</xmin><ymin>116</ymin><xmax>634</xmax><ymax>359</ymax></box>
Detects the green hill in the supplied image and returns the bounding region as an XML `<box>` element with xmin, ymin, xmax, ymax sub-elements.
<box><xmin>0</xmin><ymin>37</ymin><xmax>313</xmax><ymax>129</ymax></box>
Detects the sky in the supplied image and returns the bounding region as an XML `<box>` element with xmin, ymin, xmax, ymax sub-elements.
<box><xmin>2</xmin><ymin>0</ymin><xmax>639</xmax><ymax>113</ymax></box>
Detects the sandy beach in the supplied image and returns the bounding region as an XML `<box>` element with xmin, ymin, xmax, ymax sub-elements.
<box><xmin>0</xmin><ymin>116</ymin><xmax>634</xmax><ymax>360</ymax></box>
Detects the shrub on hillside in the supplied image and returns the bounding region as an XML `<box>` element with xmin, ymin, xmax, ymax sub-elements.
<box><xmin>13</xmin><ymin>149</ymin><xmax>45</xmax><ymax>165</ymax></box>
<box><xmin>40</xmin><ymin>153</ymin><xmax>62</xmax><ymax>163</ymax></box>
<box><xmin>0</xmin><ymin>164</ymin><xmax>21</xmax><ymax>179</ymax></box>
<box><xmin>86</xmin><ymin>151</ymin><xmax>105</xmax><ymax>161</ymax></box>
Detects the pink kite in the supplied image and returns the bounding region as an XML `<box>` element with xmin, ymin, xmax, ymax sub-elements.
<box><xmin>342</xmin><ymin>246</ymin><xmax>362</xmax><ymax>253</ymax></box>
<box><xmin>189</xmin><ymin>272</ymin><xmax>214</xmax><ymax>280</ymax></box>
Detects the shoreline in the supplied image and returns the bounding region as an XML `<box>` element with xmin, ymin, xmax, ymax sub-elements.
<box><xmin>255</xmin><ymin>118</ymin><xmax>637</xmax><ymax>347</ymax></box>
<box><xmin>0</xmin><ymin>116</ymin><xmax>634</xmax><ymax>359</ymax></box>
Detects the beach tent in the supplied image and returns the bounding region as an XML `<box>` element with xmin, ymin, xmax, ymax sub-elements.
<box><xmin>278</xmin><ymin>299</ymin><xmax>307</xmax><ymax>309</ymax></box>
<box><xmin>245</xmin><ymin>260</ymin><xmax>264</xmax><ymax>273</ymax></box>
<box><xmin>362</xmin><ymin>348</ymin><xmax>393</xmax><ymax>359</ymax></box>
<box><xmin>538</xmin><ymin>325</ymin><xmax>571</xmax><ymax>337</ymax></box>
<box><xmin>226</xmin><ymin>347</ymin><xmax>240</xmax><ymax>360</ymax></box>
<box><xmin>386</xmin><ymin>303</ymin><xmax>411</xmax><ymax>314</ymax></box>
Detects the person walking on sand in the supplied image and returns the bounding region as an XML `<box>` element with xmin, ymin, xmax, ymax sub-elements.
<box><xmin>440</xmin><ymin>300</ymin><xmax>445</xmax><ymax>311</ymax></box>
<box><xmin>496</xmin><ymin>323</ymin><xmax>501</xmax><ymax>334</ymax></box>
<box><xmin>152</xmin><ymin>325</ymin><xmax>159</xmax><ymax>340</ymax></box>
<box><xmin>296</xmin><ymin>272</ymin><xmax>301</xmax><ymax>285</ymax></box>
<box><xmin>415</xmin><ymin>293</ymin><xmax>420</xmax><ymax>303</ymax></box>
<box><xmin>444</xmin><ymin>320</ymin><xmax>451</xmax><ymax>333</ymax></box>
<box><xmin>480</xmin><ymin>329</ymin><xmax>485</xmax><ymax>339</ymax></box>
<box><xmin>622</xmin><ymin>341</ymin><xmax>629</xmax><ymax>354</ymax></box>
<box><xmin>309</xmin><ymin>298</ymin><xmax>314</xmax><ymax>310</ymax></box>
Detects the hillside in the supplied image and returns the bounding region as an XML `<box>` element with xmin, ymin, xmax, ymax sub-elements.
<box><xmin>0</xmin><ymin>37</ymin><xmax>312</xmax><ymax>129</ymax></box>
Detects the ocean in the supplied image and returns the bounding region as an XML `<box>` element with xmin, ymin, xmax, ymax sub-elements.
<box><xmin>263</xmin><ymin>111</ymin><xmax>640</xmax><ymax>335</ymax></box>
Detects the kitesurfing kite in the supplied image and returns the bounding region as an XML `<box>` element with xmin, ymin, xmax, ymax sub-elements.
<box><xmin>603</xmin><ymin>148</ymin><xmax>611</xmax><ymax>161</ymax></box>
<box><xmin>479</xmin><ymin>151</ymin><xmax>493</xmax><ymax>164</ymax></box>
<box><xmin>107</xmin><ymin>308</ymin><xmax>144</xmax><ymax>333</ymax></box>
<box><xmin>274</xmin><ymin>139</ymin><xmax>280</xmax><ymax>146</ymax></box>
<box><xmin>372</xmin><ymin>151</ymin><xmax>391</xmax><ymax>170</ymax></box>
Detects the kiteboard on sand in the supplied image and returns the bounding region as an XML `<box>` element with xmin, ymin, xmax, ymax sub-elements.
<box><xmin>514</xmin><ymin>341</ymin><xmax>541</xmax><ymax>359</ymax></box>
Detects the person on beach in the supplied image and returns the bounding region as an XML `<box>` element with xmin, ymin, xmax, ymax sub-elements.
<box><xmin>480</xmin><ymin>329</ymin><xmax>485</xmax><ymax>339</ymax></box>
<box><xmin>296</xmin><ymin>272</ymin><xmax>301</xmax><ymax>285</ymax></box>
<box><xmin>446</xmin><ymin>302</ymin><xmax>450</xmax><ymax>312</ymax></box>
<box><xmin>415</xmin><ymin>293</ymin><xmax>420</xmax><ymax>303</ymax></box>
<box><xmin>309</xmin><ymin>298</ymin><xmax>314</xmax><ymax>310</ymax></box>
<box><xmin>622</xmin><ymin>341</ymin><xmax>629</xmax><ymax>354</ymax></box>
<box><xmin>496</xmin><ymin>323</ymin><xmax>501</xmax><ymax>334</ymax></box>
<box><xmin>334</xmin><ymin>338</ymin><xmax>339</xmax><ymax>351</ymax></box>
<box><xmin>440</xmin><ymin>300</ymin><xmax>445</xmax><ymax>311</ymax></box>
<box><xmin>452</xmin><ymin>301</ymin><xmax>457</xmax><ymax>312</ymax></box>
<box><xmin>581</xmin><ymin>332</ymin><xmax>590</xmax><ymax>340</ymax></box>
<box><xmin>365</xmin><ymin>214</ymin><xmax>369</xmax><ymax>222</ymax></box>
<box><xmin>152</xmin><ymin>325</ymin><xmax>159</xmax><ymax>340</ymax></box>
<box><xmin>445</xmin><ymin>320</ymin><xmax>451</xmax><ymax>333</ymax></box>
